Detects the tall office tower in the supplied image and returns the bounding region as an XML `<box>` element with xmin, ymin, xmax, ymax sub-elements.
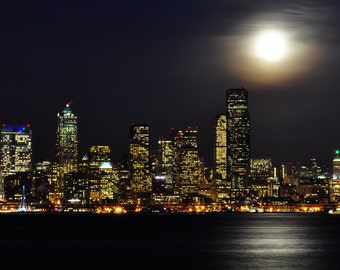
<box><xmin>171</xmin><ymin>126</ymin><xmax>205</xmax><ymax>202</ymax></box>
<box><xmin>226</xmin><ymin>87</ymin><xmax>250</xmax><ymax>192</ymax></box>
<box><xmin>129</xmin><ymin>123</ymin><xmax>151</xmax><ymax>201</ymax></box>
<box><xmin>329</xmin><ymin>150</ymin><xmax>340</xmax><ymax>202</ymax></box>
<box><xmin>213</xmin><ymin>114</ymin><xmax>229</xmax><ymax>203</ymax></box>
<box><xmin>0</xmin><ymin>124</ymin><xmax>33</xmax><ymax>175</ymax></box>
<box><xmin>156</xmin><ymin>137</ymin><xmax>175</xmax><ymax>194</ymax></box>
<box><xmin>0</xmin><ymin>124</ymin><xmax>33</xmax><ymax>200</ymax></box>
<box><xmin>332</xmin><ymin>150</ymin><xmax>340</xmax><ymax>180</ymax></box>
<box><xmin>56</xmin><ymin>103</ymin><xmax>79</xmax><ymax>197</ymax></box>
<box><xmin>87</xmin><ymin>145</ymin><xmax>111</xmax><ymax>201</ymax></box>
<box><xmin>213</xmin><ymin>114</ymin><xmax>227</xmax><ymax>180</ymax></box>
<box><xmin>87</xmin><ymin>145</ymin><xmax>119</xmax><ymax>203</ymax></box>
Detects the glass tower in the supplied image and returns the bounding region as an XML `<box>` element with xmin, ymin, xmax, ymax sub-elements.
<box><xmin>226</xmin><ymin>87</ymin><xmax>250</xmax><ymax>190</ymax></box>
<box><xmin>56</xmin><ymin>103</ymin><xmax>79</xmax><ymax>195</ymax></box>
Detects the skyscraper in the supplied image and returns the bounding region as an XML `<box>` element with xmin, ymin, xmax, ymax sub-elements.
<box><xmin>329</xmin><ymin>149</ymin><xmax>340</xmax><ymax>203</ymax></box>
<box><xmin>0</xmin><ymin>124</ymin><xmax>32</xmax><ymax>199</ymax></box>
<box><xmin>226</xmin><ymin>87</ymin><xmax>250</xmax><ymax>193</ymax></box>
<box><xmin>213</xmin><ymin>114</ymin><xmax>229</xmax><ymax>203</ymax></box>
<box><xmin>0</xmin><ymin>124</ymin><xmax>33</xmax><ymax>175</ymax></box>
<box><xmin>87</xmin><ymin>145</ymin><xmax>118</xmax><ymax>203</ymax></box>
<box><xmin>156</xmin><ymin>137</ymin><xmax>175</xmax><ymax>194</ymax></box>
<box><xmin>0</xmin><ymin>124</ymin><xmax>33</xmax><ymax>201</ymax></box>
<box><xmin>171</xmin><ymin>126</ymin><xmax>205</xmax><ymax>202</ymax></box>
<box><xmin>213</xmin><ymin>114</ymin><xmax>227</xmax><ymax>180</ymax></box>
<box><xmin>129</xmin><ymin>123</ymin><xmax>151</xmax><ymax>200</ymax></box>
<box><xmin>56</xmin><ymin>103</ymin><xmax>79</xmax><ymax>197</ymax></box>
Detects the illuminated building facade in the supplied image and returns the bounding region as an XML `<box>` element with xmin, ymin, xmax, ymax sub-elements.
<box><xmin>329</xmin><ymin>150</ymin><xmax>340</xmax><ymax>202</ymax></box>
<box><xmin>249</xmin><ymin>158</ymin><xmax>275</xmax><ymax>198</ymax></box>
<box><xmin>156</xmin><ymin>137</ymin><xmax>175</xmax><ymax>193</ymax></box>
<box><xmin>87</xmin><ymin>145</ymin><xmax>112</xmax><ymax>203</ymax></box>
<box><xmin>0</xmin><ymin>124</ymin><xmax>33</xmax><ymax>175</ymax></box>
<box><xmin>129</xmin><ymin>123</ymin><xmax>151</xmax><ymax>197</ymax></box>
<box><xmin>172</xmin><ymin>126</ymin><xmax>205</xmax><ymax>202</ymax></box>
<box><xmin>226</xmin><ymin>88</ymin><xmax>250</xmax><ymax>197</ymax></box>
<box><xmin>213</xmin><ymin>114</ymin><xmax>227</xmax><ymax>180</ymax></box>
<box><xmin>0</xmin><ymin>124</ymin><xmax>33</xmax><ymax>201</ymax></box>
<box><xmin>99</xmin><ymin>162</ymin><xmax>119</xmax><ymax>201</ymax></box>
<box><xmin>250</xmin><ymin>158</ymin><xmax>273</xmax><ymax>178</ymax></box>
<box><xmin>213</xmin><ymin>114</ymin><xmax>229</xmax><ymax>203</ymax></box>
<box><xmin>32</xmin><ymin>160</ymin><xmax>54</xmax><ymax>203</ymax></box>
<box><xmin>56</xmin><ymin>103</ymin><xmax>79</xmax><ymax>197</ymax></box>
<box><xmin>88</xmin><ymin>145</ymin><xmax>111</xmax><ymax>168</ymax></box>
<box><xmin>64</xmin><ymin>171</ymin><xmax>88</xmax><ymax>204</ymax></box>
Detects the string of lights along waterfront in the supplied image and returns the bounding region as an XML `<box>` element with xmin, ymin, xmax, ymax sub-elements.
<box><xmin>0</xmin><ymin>87</ymin><xmax>339</xmax><ymax>214</ymax></box>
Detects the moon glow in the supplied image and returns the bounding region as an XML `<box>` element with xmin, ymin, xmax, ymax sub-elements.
<box><xmin>254</xmin><ymin>30</ymin><xmax>288</xmax><ymax>62</ymax></box>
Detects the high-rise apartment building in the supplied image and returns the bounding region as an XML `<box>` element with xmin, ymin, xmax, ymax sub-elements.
<box><xmin>129</xmin><ymin>123</ymin><xmax>151</xmax><ymax>197</ymax></box>
<box><xmin>56</xmin><ymin>103</ymin><xmax>79</xmax><ymax>197</ymax></box>
<box><xmin>226</xmin><ymin>87</ymin><xmax>250</xmax><ymax>192</ymax></box>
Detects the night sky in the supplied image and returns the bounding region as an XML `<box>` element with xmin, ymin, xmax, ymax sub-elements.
<box><xmin>1</xmin><ymin>0</ymin><xmax>340</xmax><ymax>168</ymax></box>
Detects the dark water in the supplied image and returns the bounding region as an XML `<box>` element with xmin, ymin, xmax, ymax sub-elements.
<box><xmin>1</xmin><ymin>212</ymin><xmax>340</xmax><ymax>269</ymax></box>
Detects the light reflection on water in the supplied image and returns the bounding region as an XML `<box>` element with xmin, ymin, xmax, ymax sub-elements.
<box><xmin>1</xmin><ymin>212</ymin><xmax>340</xmax><ymax>269</ymax></box>
<box><xmin>212</xmin><ymin>213</ymin><xmax>340</xmax><ymax>269</ymax></box>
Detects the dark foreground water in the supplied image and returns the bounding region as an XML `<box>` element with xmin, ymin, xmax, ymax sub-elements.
<box><xmin>1</xmin><ymin>212</ymin><xmax>340</xmax><ymax>269</ymax></box>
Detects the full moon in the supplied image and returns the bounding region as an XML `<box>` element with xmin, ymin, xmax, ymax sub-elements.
<box><xmin>254</xmin><ymin>30</ymin><xmax>288</xmax><ymax>62</ymax></box>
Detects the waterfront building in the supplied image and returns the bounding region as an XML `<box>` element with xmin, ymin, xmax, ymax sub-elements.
<box><xmin>226</xmin><ymin>87</ymin><xmax>250</xmax><ymax>201</ymax></box>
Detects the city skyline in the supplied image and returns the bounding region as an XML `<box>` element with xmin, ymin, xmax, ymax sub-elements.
<box><xmin>0</xmin><ymin>0</ymin><xmax>339</xmax><ymax>167</ymax></box>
